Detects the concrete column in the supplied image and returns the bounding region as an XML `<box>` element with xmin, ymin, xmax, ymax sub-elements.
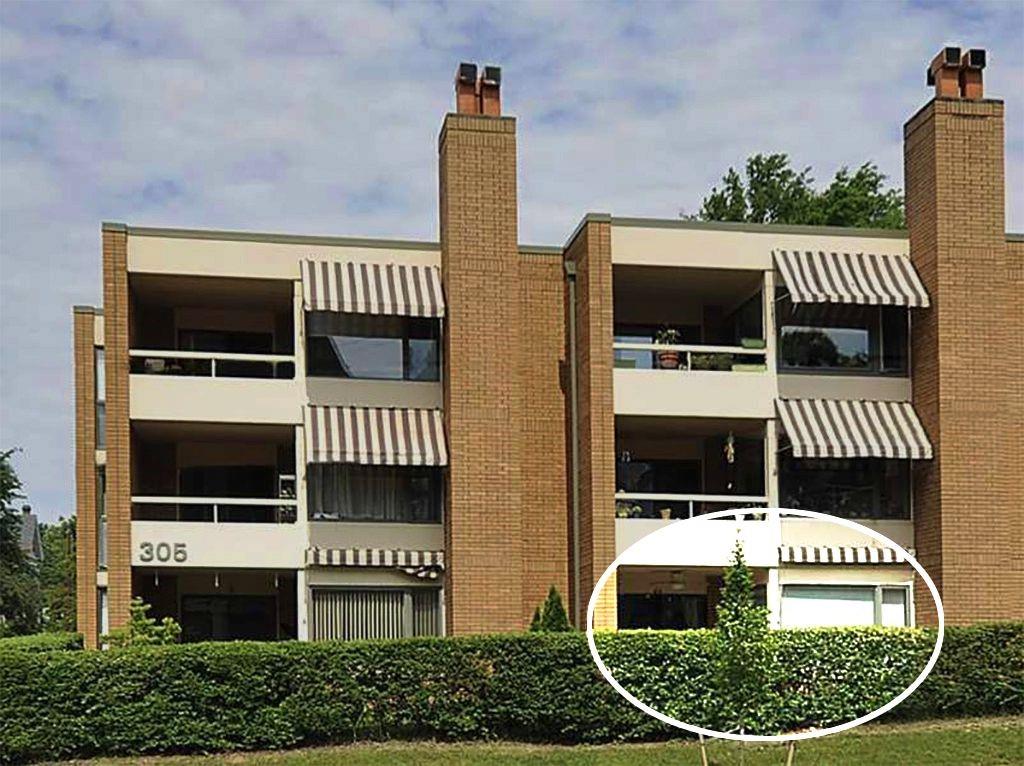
<box><xmin>766</xmin><ymin>567</ymin><xmax>781</xmax><ymax>628</ymax></box>
<box><xmin>296</xmin><ymin>568</ymin><xmax>309</xmax><ymax>641</ymax></box>
<box><xmin>765</xmin><ymin>418</ymin><xmax>779</xmax><ymax>507</ymax></box>
<box><xmin>292</xmin><ymin>280</ymin><xmax>305</xmax><ymax>387</ymax></box>
<box><xmin>762</xmin><ymin>269</ymin><xmax>776</xmax><ymax>365</ymax></box>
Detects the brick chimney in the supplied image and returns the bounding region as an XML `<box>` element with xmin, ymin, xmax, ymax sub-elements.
<box><xmin>453</xmin><ymin>62</ymin><xmax>502</xmax><ymax>116</ymax></box>
<box><xmin>905</xmin><ymin>48</ymin><xmax>1023</xmax><ymax>625</ymax></box>
<box><xmin>438</xmin><ymin>62</ymin><xmax>524</xmax><ymax>634</ymax></box>
<box><xmin>959</xmin><ymin>48</ymin><xmax>986</xmax><ymax>100</ymax></box>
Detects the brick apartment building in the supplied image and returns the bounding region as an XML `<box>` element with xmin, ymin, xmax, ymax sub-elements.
<box><xmin>74</xmin><ymin>49</ymin><xmax>1022</xmax><ymax>647</ymax></box>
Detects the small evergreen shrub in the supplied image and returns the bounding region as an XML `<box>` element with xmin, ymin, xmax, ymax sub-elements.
<box><xmin>529</xmin><ymin>586</ymin><xmax>572</xmax><ymax>632</ymax></box>
<box><xmin>102</xmin><ymin>597</ymin><xmax>180</xmax><ymax>648</ymax></box>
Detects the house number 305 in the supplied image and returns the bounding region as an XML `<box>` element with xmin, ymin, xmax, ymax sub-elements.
<box><xmin>139</xmin><ymin>542</ymin><xmax>187</xmax><ymax>563</ymax></box>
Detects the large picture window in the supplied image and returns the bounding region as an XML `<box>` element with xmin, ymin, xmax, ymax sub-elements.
<box><xmin>780</xmin><ymin>455</ymin><xmax>910</xmax><ymax>520</ymax></box>
<box><xmin>306</xmin><ymin>312</ymin><xmax>440</xmax><ymax>381</ymax></box>
<box><xmin>307</xmin><ymin>464</ymin><xmax>442</xmax><ymax>523</ymax></box>
<box><xmin>781</xmin><ymin>585</ymin><xmax>909</xmax><ymax>628</ymax></box>
<box><xmin>777</xmin><ymin>295</ymin><xmax>908</xmax><ymax>374</ymax></box>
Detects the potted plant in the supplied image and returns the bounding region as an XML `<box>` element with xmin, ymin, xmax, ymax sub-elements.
<box><xmin>654</xmin><ymin>326</ymin><xmax>682</xmax><ymax>369</ymax></box>
<box><xmin>615</xmin><ymin>500</ymin><xmax>643</xmax><ymax>518</ymax></box>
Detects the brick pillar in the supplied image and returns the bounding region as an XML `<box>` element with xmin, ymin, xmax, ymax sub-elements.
<box><xmin>519</xmin><ymin>254</ymin><xmax>570</xmax><ymax>624</ymax></box>
<box><xmin>101</xmin><ymin>223</ymin><xmax>132</xmax><ymax>630</ymax></box>
<box><xmin>73</xmin><ymin>307</ymin><xmax>99</xmax><ymax>647</ymax></box>
<box><xmin>565</xmin><ymin>215</ymin><xmax>617</xmax><ymax>628</ymax></box>
<box><xmin>593</xmin><ymin>569</ymin><xmax>617</xmax><ymax>630</ymax></box>
<box><xmin>439</xmin><ymin>108</ymin><xmax>524</xmax><ymax>633</ymax></box>
<box><xmin>905</xmin><ymin>94</ymin><xmax>1024</xmax><ymax>623</ymax></box>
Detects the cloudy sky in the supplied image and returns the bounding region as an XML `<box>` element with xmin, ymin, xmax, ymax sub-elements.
<box><xmin>1</xmin><ymin>1</ymin><xmax>1022</xmax><ymax>522</ymax></box>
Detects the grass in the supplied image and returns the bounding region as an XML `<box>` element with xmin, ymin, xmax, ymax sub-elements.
<box><xmin>52</xmin><ymin>717</ymin><xmax>1023</xmax><ymax>766</ymax></box>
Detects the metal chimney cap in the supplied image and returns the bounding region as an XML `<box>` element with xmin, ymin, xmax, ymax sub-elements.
<box><xmin>964</xmin><ymin>48</ymin><xmax>986</xmax><ymax>69</ymax></box>
<box><xmin>457</xmin><ymin>62</ymin><xmax>477</xmax><ymax>84</ymax></box>
<box><xmin>482</xmin><ymin>65</ymin><xmax>501</xmax><ymax>86</ymax></box>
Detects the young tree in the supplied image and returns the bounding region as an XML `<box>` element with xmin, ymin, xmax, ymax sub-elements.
<box><xmin>713</xmin><ymin>541</ymin><xmax>781</xmax><ymax>735</ymax></box>
<box><xmin>695</xmin><ymin>153</ymin><xmax>904</xmax><ymax>228</ymax></box>
<box><xmin>103</xmin><ymin>597</ymin><xmax>181</xmax><ymax>648</ymax></box>
<box><xmin>529</xmin><ymin>585</ymin><xmax>572</xmax><ymax>632</ymax></box>
<box><xmin>39</xmin><ymin>517</ymin><xmax>77</xmax><ymax>632</ymax></box>
<box><xmin>0</xmin><ymin>449</ymin><xmax>41</xmax><ymax>636</ymax></box>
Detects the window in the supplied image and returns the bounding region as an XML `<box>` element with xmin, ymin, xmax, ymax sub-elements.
<box><xmin>306</xmin><ymin>313</ymin><xmax>440</xmax><ymax>381</ymax></box>
<box><xmin>94</xmin><ymin>348</ymin><xmax>106</xmax><ymax>449</ymax></box>
<box><xmin>617</xmin><ymin>457</ymin><xmax>701</xmax><ymax>495</ymax></box>
<box><xmin>98</xmin><ymin>587</ymin><xmax>109</xmax><ymax>638</ymax></box>
<box><xmin>780</xmin><ymin>455</ymin><xmax>910</xmax><ymax>520</ymax></box>
<box><xmin>307</xmin><ymin>464</ymin><xmax>442</xmax><ymax>523</ymax></box>
<box><xmin>97</xmin><ymin>467</ymin><xmax>107</xmax><ymax>569</ymax></box>
<box><xmin>181</xmin><ymin>595</ymin><xmax>281</xmax><ymax>642</ymax></box>
<box><xmin>732</xmin><ymin>292</ymin><xmax>764</xmax><ymax>344</ymax></box>
<box><xmin>618</xmin><ymin>593</ymin><xmax>708</xmax><ymax>629</ymax></box>
<box><xmin>777</xmin><ymin>295</ymin><xmax>908</xmax><ymax>374</ymax></box>
<box><xmin>781</xmin><ymin>585</ymin><xmax>910</xmax><ymax>628</ymax></box>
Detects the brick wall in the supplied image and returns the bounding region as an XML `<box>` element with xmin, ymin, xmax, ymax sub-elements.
<box><xmin>101</xmin><ymin>224</ymin><xmax>132</xmax><ymax>630</ymax></box>
<box><xmin>905</xmin><ymin>97</ymin><xmax>1024</xmax><ymax>624</ymax></box>
<box><xmin>519</xmin><ymin>253</ymin><xmax>570</xmax><ymax>623</ymax></box>
<box><xmin>73</xmin><ymin>308</ymin><xmax>98</xmax><ymax>647</ymax></box>
<box><xmin>439</xmin><ymin>114</ymin><xmax>525</xmax><ymax>633</ymax></box>
<box><xmin>565</xmin><ymin>217</ymin><xmax>618</xmax><ymax>629</ymax></box>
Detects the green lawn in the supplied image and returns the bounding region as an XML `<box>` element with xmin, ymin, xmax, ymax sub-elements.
<box><xmin>56</xmin><ymin>717</ymin><xmax>1023</xmax><ymax>766</ymax></box>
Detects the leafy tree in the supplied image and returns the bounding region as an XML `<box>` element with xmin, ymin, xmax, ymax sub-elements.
<box><xmin>713</xmin><ymin>541</ymin><xmax>781</xmax><ymax>734</ymax></box>
<box><xmin>0</xmin><ymin>449</ymin><xmax>41</xmax><ymax>636</ymax></box>
<box><xmin>39</xmin><ymin>517</ymin><xmax>76</xmax><ymax>632</ymax></box>
<box><xmin>103</xmin><ymin>597</ymin><xmax>180</xmax><ymax>648</ymax></box>
<box><xmin>529</xmin><ymin>585</ymin><xmax>572</xmax><ymax>632</ymax></box>
<box><xmin>696</xmin><ymin>153</ymin><xmax>904</xmax><ymax>228</ymax></box>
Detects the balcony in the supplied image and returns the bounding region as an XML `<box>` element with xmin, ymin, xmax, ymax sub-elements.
<box><xmin>612</xmin><ymin>264</ymin><xmax>776</xmax><ymax>418</ymax></box>
<box><xmin>127</xmin><ymin>273</ymin><xmax>300</xmax><ymax>424</ymax></box>
<box><xmin>615</xmin><ymin>414</ymin><xmax>768</xmax><ymax>555</ymax></box>
<box><xmin>128</xmin><ymin>420</ymin><xmax>301</xmax><ymax>566</ymax></box>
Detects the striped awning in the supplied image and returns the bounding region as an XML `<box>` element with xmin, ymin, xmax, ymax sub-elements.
<box><xmin>777</xmin><ymin>399</ymin><xmax>933</xmax><ymax>460</ymax></box>
<box><xmin>302</xmin><ymin>260</ymin><xmax>445</xmax><ymax>317</ymax></box>
<box><xmin>774</xmin><ymin>250</ymin><xmax>930</xmax><ymax>307</ymax></box>
<box><xmin>306</xmin><ymin>547</ymin><xmax>444</xmax><ymax>579</ymax></box>
<box><xmin>305</xmin><ymin>406</ymin><xmax>448</xmax><ymax>465</ymax></box>
<box><xmin>780</xmin><ymin>545</ymin><xmax>913</xmax><ymax>565</ymax></box>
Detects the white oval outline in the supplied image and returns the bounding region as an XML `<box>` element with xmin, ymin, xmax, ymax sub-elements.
<box><xmin>586</xmin><ymin>507</ymin><xmax>945</xmax><ymax>742</ymax></box>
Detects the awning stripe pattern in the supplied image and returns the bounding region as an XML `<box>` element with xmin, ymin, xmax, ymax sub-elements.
<box><xmin>780</xmin><ymin>545</ymin><xmax>912</xmax><ymax>565</ymax></box>
<box><xmin>777</xmin><ymin>398</ymin><xmax>933</xmax><ymax>460</ymax></box>
<box><xmin>302</xmin><ymin>260</ymin><xmax>445</xmax><ymax>317</ymax></box>
<box><xmin>306</xmin><ymin>548</ymin><xmax>445</xmax><ymax>579</ymax></box>
<box><xmin>305</xmin><ymin>406</ymin><xmax>448</xmax><ymax>466</ymax></box>
<box><xmin>774</xmin><ymin>250</ymin><xmax>930</xmax><ymax>307</ymax></box>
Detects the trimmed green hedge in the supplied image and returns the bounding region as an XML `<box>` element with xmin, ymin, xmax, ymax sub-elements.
<box><xmin>0</xmin><ymin>632</ymin><xmax>83</xmax><ymax>654</ymax></box>
<box><xmin>0</xmin><ymin>624</ymin><xmax>1020</xmax><ymax>763</ymax></box>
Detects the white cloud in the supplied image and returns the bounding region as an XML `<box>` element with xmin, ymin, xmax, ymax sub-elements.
<box><xmin>1</xmin><ymin>0</ymin><xmax>1022</xmax><ymax>520</ymax></box>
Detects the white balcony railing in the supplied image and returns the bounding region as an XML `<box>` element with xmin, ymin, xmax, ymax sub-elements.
<box><xmin>615</xmin><ymin>491</ymin><xmax>769</xmax><ymax>521</ymax></box>
<box><xmin>129</xmin><ymin>349</ymin><xmax>295</xmax><ymax>379</ymax></box>
<box><xmin>613</xmin><ymin>342</ymin><xmax>767</xmax><ymax>372</ymax></box>
<box><xmin>132</xmin><ymin>495</ymin><xmax>298</xmax><ymax>524</ymax></box>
